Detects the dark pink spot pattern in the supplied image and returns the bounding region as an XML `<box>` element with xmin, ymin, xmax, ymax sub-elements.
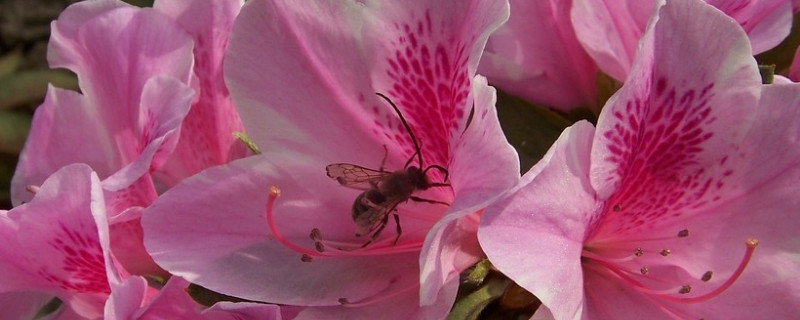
<box><xmin>37</xmin><ymin>222</ymin><xmax>110</xmax><ymax>294</ymax></box>
<box><xmin>376</xmin><ymin>10</ymin><xmax>470</xmax><ymax>168</ymax></box>
<box><xmin>593</xmin><ymin>76</ymin><xmax>734</xmax><ymax>236</ymax></box>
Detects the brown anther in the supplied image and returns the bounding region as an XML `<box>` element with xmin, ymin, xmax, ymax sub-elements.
<box><xmin>269</xmin><ymin>186</ymin><xmax>281</xmax><ymax>197</ymax></box>
<box><xmin>679</xmin><ymin>285</ymin><xmax>692</xmax><ymax>294</ymax></box>
<box><xmin>660</xmin><ymin>249</ymin><xmax>671</xmax><ymax>256</ymax></box>
<box><xmin>301</xmin><ymin>254</ymin><xmax>313</xmax><ymax>262</ymax></box>
<box><xmin>701</xmin><ymin>271</ymin><xmax>713</xmax><ymax>282</ymax></box>
<box><xmin>746</xmin><ymin>238</ymin><xmax>759</xmax><ymax>248</ymax></box>
<box><xmin>338</xmin><ymin>298</ymin><xmax>349</xmax><ymax>305</ymax></box>
<box><xmin>310</xmin><ymin>228</ymin><xmax>322</xmax><ymax>240</ymax></box>
<box><xmin>678</xmin><ymin>229</ymin><xmax>689</xmax><ymax>238</ymax></box>
<box><xmin>314</xmin><ymin>242</ymin><xmax>325</xmax><ymax>252</ymax></box>
<box><xmin>640</xmin><ymin>266</ymin><xmax>649</xmax><ymax>275</ymax></box>
<box><xmin>634</xmin><ymin>248</ymin><xmax>644</xmax><ymax>257</ymax></box>
<box><xmin>613</xmin><ymin>204</ymin><xmax>622</xmax><ymax>212</ymax></box>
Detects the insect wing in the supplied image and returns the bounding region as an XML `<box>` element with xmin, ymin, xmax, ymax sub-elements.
<box><xmin>326</xmin><ymin>163</ymin><xmax>390</xmax><ymax>190</ymax></box>
<box><xmin>353</xmin><ymin>196</ymin><xmax>401</xmax><ymax>237</ymax></box>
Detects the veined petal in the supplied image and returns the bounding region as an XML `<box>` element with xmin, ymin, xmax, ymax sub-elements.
<box><xmin>481</xmin><ymin>0</ymin><xmax>599</xmax><ymax>110</ymax></box>
<box><xmin>479</xmin><ymin>121</ymin><xmax>598</xmax><ymax>320</ymax></box>
<box><xmin>705</xmin><ymin>0</ymin><xmax>792</xmax><ymax>54</ymax></box>
<box><xmin>5</xmin><ymin>165</ymin><xmax>117</xmax><ymax>319</ymax></box>
<box><xmin>48</xmin><ymin>4</ymin><xmax>193</xmax><ymax>134</ymax></box>
<box><xmin>418</xmin><ymin>76</ymin><xmax>519</xmax><ymax>303</ymax></box>
<box><xmin>13</xmin><ymin>2</ymin><xmax>195</xmax><ymax>204</ymax></box>
<box><xmin>571</xmin><ymin>0</ymin><xmax>653</xmax><ymax>81</ymax></box>
<box><xmin>154</xmin><ymin>0</ymin><xmax>249</xmax><ymax>186</ymax></box>
<box><xmin>225</xmin><ymin>0</ymin><xmax>382</xmax><ymax>165</ymax></box>
<box><xmin>364</xmin><ymin>0</ymin><xmax>508</xmax><ymax>167</ymax></box>
<box><xmin>589</xmin><ymin>0</ymin><xmax>761</xmax><ymax>239</ymax></box>
<box><xmin>102</xmin><ymin>76</ymin><xmax>194</xmax><ymax>191</ymax></box>
<box><xmin>572</xmin><ymin>0</ymin><xmax>791</xmax><ymax>81</ymax></box>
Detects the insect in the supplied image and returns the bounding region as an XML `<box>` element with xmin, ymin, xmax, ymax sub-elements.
<box><xmin>325</xmin><ymin>93</ymin><xmax>450</xmax><ymax>248</ymax></box>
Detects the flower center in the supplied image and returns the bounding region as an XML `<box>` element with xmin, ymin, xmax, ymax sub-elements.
<box><xmin>581</xmin><ymin>228</ymin><xmax>758</xmax><ymax>304</ymax></box>
<box><xmin>263</xmin><ymin>186</ymin><xmax>439</xmax><ymax>262</ymax></box>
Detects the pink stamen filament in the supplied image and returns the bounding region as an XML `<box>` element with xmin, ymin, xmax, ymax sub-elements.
<box><xmin>660</xmin><ymin>238</ymin><xmax>759</xmax><ymax>304</ymax></box>
<box><xmin>339</xmin><ymin>282</ymin><xmax>420</xmax><ymax>308</ymax></box>
<box><xmin>584</xmin><ymin>238</ymin><xmax>759</xmax><ymax>304</ymax></box>
<box><xmin>265</xmin><ymin>186</ymin><xmax>425</xmax><ymax>259</ymax></box>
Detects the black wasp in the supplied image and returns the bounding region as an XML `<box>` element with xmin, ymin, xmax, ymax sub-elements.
<box><xmin>326</xmin><ymin>93</ymin><xmax>450</xmax><ymax>248</ymax></box>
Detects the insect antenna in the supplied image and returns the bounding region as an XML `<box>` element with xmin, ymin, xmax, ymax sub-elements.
<box><xmin>376</xmin><ymin>93</ymin><xmax>423</xmax><ymax>168</ymax></box>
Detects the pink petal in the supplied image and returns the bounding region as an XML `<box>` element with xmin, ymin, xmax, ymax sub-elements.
<box><xmin>588</xmin><ymin>0</ymin><xmax>761</xmax><ymax>238</ymax></box>
<box><xmin>143</xmin><ymin>157</ymin><xmax>420</xmax><ymax>305</ymax></box>
<box><xmin>102</xmin><ymin>76</ymin><xmax>195</xmax><ymax>191</ymax></box>
<box><xmin>572</xmin><ymin>0</ymin><xmax>791</xmax><ymax>81</ymax></box>
<box><xmin>0</xmin><ymin>211</ymin><xmax>52</xmax><ymax>292</ymax></box>
<box><xmin>225</xmin><ymin>0</ymin><xmax>383</xmax><ymax>163</ymax></box>
<box><xmin>479</xmin><ymin>121</ymin><xmax>599</xmax><ymax>320</ymax></box>
<box><xmin>130</xmin><ymin>277</ymin><xmax>204</xmax><ymax>319</ymax></box>
<box><xmin>571</xmin><ymin>0</ymin><xmax>652</xmax><ymax>80</ymax></box>
<box><xmin>364</xmin><ymin>0</ymin><xmax>509</xmax><ymax>164</ymax></box>
<box><xmin>13</xmin><ymin>3</ymin><xmax>196</xmax><ymax>203</ymax></box>
<box><xmin>202</xmin><ymin>302</ymin><xmax>283</xmax><ymax>320</ymax></box>
<box><xmin>153</xmin><ymin>0</ymin><xmax>249</xmax><ymax>186</ymax></box>
<box><xmin>418</xmin><ymin>76</ymin><xmax>519</xmax><ymax>303</ymax></box>
<box><xmin>7</xmin><ymin>165</ymin><xmax>116</xmax><ymax>318</ymax></box>
<box><xmin>706</xmin><ymin>0</ymin><xmax>792</xmax><ymax>54</ymax></box>
<box><xmin>292</xmin><ymin>280</ymin><xmax>458</xmax><ymax>320</ymax></box>
<box><xmin>480</xmin><ymin>0</ymin><xmax>599</xmax><ymax>110</ymax></box>
<box><xmin>104</xmin><ymin>276</ymin><xmax>149</xmax><ymax>320</ymax></box>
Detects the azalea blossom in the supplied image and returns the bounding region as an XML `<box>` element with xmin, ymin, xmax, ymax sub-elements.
<box><xmin>9</xmin><ymin>0</ymin><xmax>196</xmax><ymax>278</ymax></box>
<box><xmin>0</xmin><ymin>164</ymin><xmax>135</xmax><ymax>318</ymax></box>
<box><xmin>572</xmin><ymin>0</ymin><xmax>793</xmax><ymax>81</ymax></box>
<box><xmin>142</xmin><ymin>0</ymin><xmax>518</xmax><ymax>318</ymax></box>
<box><xmin>479</xmin><ymin>0</ymin><xmax>800</xmax><ymax>318</ymax></box>
<box><xmin>479</xmin><ymin>0</ymin><xmax>599</xmax><ymax>111</ymax></box>
<box><xmin>9</xmin><ymin>0</ymin><xmax>250</xmax><ymax>279</ymax></box>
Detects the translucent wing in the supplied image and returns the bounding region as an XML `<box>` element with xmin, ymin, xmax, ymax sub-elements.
<box><xmin>326</xmin><ymin>163</ymin><xmax>391</xmax><ymax>190</ymax></box>
<box><xmin>352</xmin><ymin>191</ymin><xmax>402</xmax><ymax>237</ymax></box>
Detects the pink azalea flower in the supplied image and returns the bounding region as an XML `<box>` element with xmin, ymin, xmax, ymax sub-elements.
<box><xmin>12</xmin><ymin>0</ymin><xmax>195</xmax><ymax>204</ymax></box>
<box><xmin>572</xmin><ymin>0</ymin><xmax>793</xmax><ymax>81</ymax></box>
<box><xmin>479</xmin><ymin>0</ymin><xmax>800</xmax><ymax>318</ymax></box>
<box><xmin>479</xmin><ymin>0</ymin><xmax>600</xmax><ymax>111</ymax></box>
<box><xmin>142</xmin><ymin>0</ymin><xmax>519</xmax><ymax>318</ymax></box>
<box><xmin>0</xmin><ymin>164</ymin><xmax>138</xmax><ymax>319</ymax></box>
<box><xmin>12</xmin><ymin>0</ymin><xmax>247</xmax><ymax>278</ymax></box>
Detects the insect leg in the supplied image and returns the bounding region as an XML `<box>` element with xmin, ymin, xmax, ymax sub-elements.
<box><xmin>379</xmin><ymin>145</ymin><xmax>388</xmax><ymax>173</ymax></box>
<box><xmin>423</xmin><ymin>164</ymin><xmax>450</xmax><ymax>182</ymax></box>
<box><xmin>392</xmin><ymin>213</ymin><xmax>401</xmax><ymax>245</ymax></box>
<box><xmin>409</xmin><ymin>196</ymin><xmax>450</xmax><ymax>206</ymax></box>
<box><xmin>361</xmin><ymin>213</ymin><xmax>390</xmax><ymax>248</ymax></box>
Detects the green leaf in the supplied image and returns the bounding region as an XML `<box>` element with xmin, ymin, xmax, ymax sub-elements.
<box><xmin>0</xmin><ymin>110</ymin><xmax>31</xmax><ymax>154</ymax></box>
<box><xmin>34</xmin><ymin>298</ymin><xmax>63</xmax><ymax>319</ymax></box>
<box><xmin>495</xmin><ymin>90</ymin><xmax>572</xmax><ymax>173</ymax></box>
<box><xmin>0</xmin><ymin>50</ymin><xmax>22</xmax><ymax>79</ymax></box>
<box><xmin>0</xmin><ymin>69</ymin><xmax>78</xmax><ymax>110</ymax></box>
<box><xmin>447</xmin><ymin>276</ymin><xmax>510</xmax><ymax>320</ymax></box>
<box><xmin>759</xmin><ymin>64</ymin><xmax>776</xmax><ymax>84</ymax></box>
